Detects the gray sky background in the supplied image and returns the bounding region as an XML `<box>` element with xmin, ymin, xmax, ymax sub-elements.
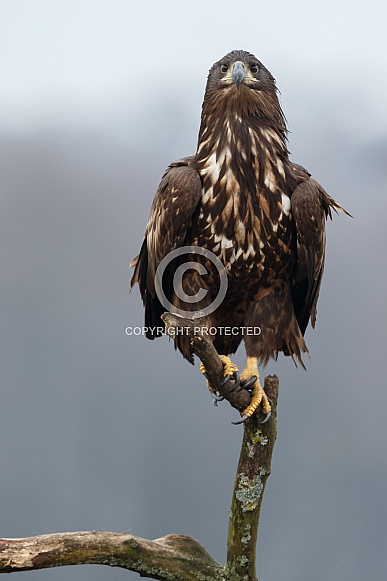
<box><xmin>0</xmin><ymin>1</ymin><xmax>386</xmax><ymax>580</ymax></box>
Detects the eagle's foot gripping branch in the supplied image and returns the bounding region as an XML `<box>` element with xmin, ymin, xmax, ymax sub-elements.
<box><xmin>232</xmin><ymin>357</ymin><xmax>272</xmax><ymax>425</ymax></box>
<box><xmin>200</xmin><ymin>355</ymin><xmax>240</xmax><ymax>403</ymax></box>
<box><xmin>200</xmin><ymin>355</ymin><xmax>271</xmax><ymax>424</ymax></box>
<box><xmin>233</xmin><ymin>379</ymin><xmax>272</xmax><ymax>425</ymax></box>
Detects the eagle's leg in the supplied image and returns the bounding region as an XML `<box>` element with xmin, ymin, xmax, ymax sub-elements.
<box><xmin>200</xmin><ymin>355</ymin><xmax>240</xmax><ymax>401</ymax></box>
<box><xmin>236</xmin><ymin>357</ymin><xmax>271</xmax><ymax>423</ymax></box>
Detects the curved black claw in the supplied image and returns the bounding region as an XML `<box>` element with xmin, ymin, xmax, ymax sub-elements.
<box><xmin>260</xmin><ymin>410</ymin><xmax>272</xmax><ymax>424</ymax></box>
<box><xmin>210</xmin><ymin>391</ymin><xmax>225</xmax><ymax>402</ymax></box>
<box><xmin>219</xmin><ymin>373</ymin><xmax>231</xmax><ymax>387</ymax></box>
<box><xmin>205</xmin><ymin>371</ymin><xmax>228</xmax><ymax>405</ymax></box>
<box><xmin>228</xmin><ymin>371</ymin><xmax>240</xmax><ymax>393</ymax></box>
<box><xmin>231</xmin><ymin>414</ymin><xmax>249</xmax><ymax>425</ymax></box>
<box><xmin>204</xmin><ymin>371</ymin><xmax>230</xmax><ymax>387</ymax></box>
<box><xmin>240</xmin><ymin>375</ymin><xmax>257</xmax><ymax>391</ymax></box>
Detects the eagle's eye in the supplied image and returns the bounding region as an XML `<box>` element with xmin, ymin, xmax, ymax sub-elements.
<box><xmin>250</xmin><ymin>64</ymin><xmax>259</xmax><ymax>74</ymax></box>
<box><xmin>220</xmin><ymin>63</ymin><xmax>228</xmax><ymax>74</ymax></box>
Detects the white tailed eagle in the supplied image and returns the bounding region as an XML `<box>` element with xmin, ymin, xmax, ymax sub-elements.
<box><xmin>131</xmin><ymin>50</ymin><xmax>348</xmax><ymax>422</ymax></box>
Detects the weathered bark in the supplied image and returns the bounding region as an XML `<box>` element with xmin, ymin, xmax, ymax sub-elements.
<box><xmin>0</xmin><ymin>532</ymin><xmax>222</xmax><ymax>580</ymax></box>
<box><xmin>226</xmin><ymin>376</ymin><xmax>278</xmax><ymax>581</ymax></box>
<box><xmin>0</xmin><ymin>316</ymin><xmax>279</xmax><ymax>580</ymax></box>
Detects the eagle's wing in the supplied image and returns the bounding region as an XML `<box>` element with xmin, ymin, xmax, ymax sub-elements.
<box><xmin>290</xmin><ymin>163</ymin><xmax>349</xmax><ymax>335</ymax></box>
<box><xmin>131</xmin><ymin>156</ymin><xmax>202</xmax><ymax>333</ymax></box>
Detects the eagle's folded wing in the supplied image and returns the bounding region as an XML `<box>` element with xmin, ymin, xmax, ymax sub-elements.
<box><xmin>291</xmin><ymin>164</ymin><xmax>349</xmax><ymax>334</ymax></box>
<box><xmin>130</xmin><ymin>157</ymin><xmax>202</xmax><ymax>335</ymax></box>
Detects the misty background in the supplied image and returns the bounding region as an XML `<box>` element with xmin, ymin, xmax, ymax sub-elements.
<box><xmin>0</xmin><ymin>1</ymin><xmax>386</xmax><ymax>580</ymax></box>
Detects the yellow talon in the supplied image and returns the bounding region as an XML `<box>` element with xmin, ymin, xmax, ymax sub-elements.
<box><xmin>200</xmin><ymin>355</ymin><xmax>239</xmax><ymax>393</ymax></box>
<box><xmin>218</xmin><ymin>355</ymin><xmax>239</xmax><ymax>378</ymax></box>
<box><xmin>241</xmin><ymin>381</ymin><xmax>271</xmax><ymax>418</ymax></box>
<box><xmin>201</xmin><ymin>354</ymin><xmax>271</xmax><ymax>421</ymax></box>
<box><xmin>200</xmin><ymin>362</ymin><xmax>213</xmax><ymax>393</ymax></box>
<box><xmin>239</xmin><ymin>356</ymin><xmax>271</xmax><ymax>419</ymax></box>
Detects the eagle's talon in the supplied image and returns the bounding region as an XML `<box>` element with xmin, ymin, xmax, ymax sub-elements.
<box><xmin>238</xmin><ymin>369</ymin><xmax>272</xmax><ymax>421</ymax></box>
<box><xmin>227</xmin><ymin>371</ymin><xmax>240</xmax><ymax>392</ymax></box>
<box><xmin>231</xmin><ymin>414</ymin><xmax>249</xmax><ymax>425</ymax></box>
<box><xmin>240</xmin><ymin>375</ymin><xmax>257</xmax><ymax>390</ymax></box>
<box><xmin>201</xmin><ymin>355</ymin><xmax>240</xmax><ymax>402</ymax></box>
<box><xmin>219</xmin><ymin>373</ymin><xmax>231</xmax><ymax>387</ymax></box>
<box><xmin>200</xmin><ymin>362</ymin><xmax>208</xmax><ymax>377</ymax></box>
<box><xmin>261</xmin><ymin>410</ymin><xmax>271</xmax><ymax>424</ymax></box>
<box><xmin>219</xmin><ymin>355</ymin><xmax>239</xmax><ymax>378</ymax></box>
<box><xmin>210</xmin><ymin>391</ymin><xmax>225</xmax><ymax>402</ymax></box>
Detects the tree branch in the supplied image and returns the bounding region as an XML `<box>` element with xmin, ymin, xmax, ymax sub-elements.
<box><xmin>162</xmin><ymin>314</ymin><xmax>279</xmax><ymax>581</ymax></box>
<box><xmin>227</xmin><ymin>376</ymin><xmax>278</xmax><ymax>581</ymax></box>
<box><xmin>0</xmin><ymin>531</ymin><xmax>222</xmax><ymax>580</ymax></box>
<box><xmin>0</xmin><ymin>314</ymin><xmax>279</xmax><ymax>580</ymax></box>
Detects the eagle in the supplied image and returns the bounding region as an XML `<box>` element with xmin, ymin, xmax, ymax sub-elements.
<box><xmin>131</xmin><ymin>50</ymin><xmax>347</xmax><ymax>422</ymax></box>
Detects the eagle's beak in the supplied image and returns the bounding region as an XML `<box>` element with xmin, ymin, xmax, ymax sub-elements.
<box><xmin>232</xmin><ymin>61</ymin><xmax>246</xmax><ymax>89</ymax></box>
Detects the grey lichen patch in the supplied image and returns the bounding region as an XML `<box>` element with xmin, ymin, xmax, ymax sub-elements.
<box><xmin>238</xmin><ymin>555</ymin><xmax>249</xmax><ymax>566</ymax></box>
<box><xmin>246</xmin><ymin>430</ymin><xmax>269</xmax><ymax>456</ymax></box>
<box><xmin>224</xmin><ymin>564</ymin><xmax>250</xmax><ymax>581</ymax></box>
<box><xmin>241</xmin><ymin>524</ymin><xmax>251</xmax><ymax>545</ymax></box>
<box><xmin>132</xmin><ymin>561</ymin><xmax>180</xmax><ymax>580</ymax></box>
<box><xmin>235</xmin><ymin>469</ymin><xmax>267</xmax><ymax>512</ymax></box>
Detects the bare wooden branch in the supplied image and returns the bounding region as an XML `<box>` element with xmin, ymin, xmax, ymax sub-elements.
<box><xmin>0</xmin><ymin>531</ymin><xmax>222</xmax><ymax>580</ymax></box>
<box><xmin>162</xmin><ymin>313</ymin><xmax>280</xmax><ymax>580</ymax></box>
<box><xmin>227</xmin><ymin>376</ymin><xmax>279</xmax><ymax>581</ymax></box>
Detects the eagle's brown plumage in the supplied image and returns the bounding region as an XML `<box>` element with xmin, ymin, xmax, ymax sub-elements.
<box><xmin>131</xmin><ymin>50</ymin><xmax>347</xmax><ymax>379</ymax></box>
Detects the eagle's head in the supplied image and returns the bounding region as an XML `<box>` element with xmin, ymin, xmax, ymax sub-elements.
<box><xmin>206</xmin><ymin>50</ymin><xmax>277</xmax><ymax>95</ymax></box>
<box><xmin>200</xmin><ymin>50</ymin><xmax>286</xmax><ymax>136</ymax></box>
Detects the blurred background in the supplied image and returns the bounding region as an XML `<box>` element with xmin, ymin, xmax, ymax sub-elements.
<box><xmin>0</xmin><ymin>1</ymin><xmax>386</xmax><ymax>580</ymax></box>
